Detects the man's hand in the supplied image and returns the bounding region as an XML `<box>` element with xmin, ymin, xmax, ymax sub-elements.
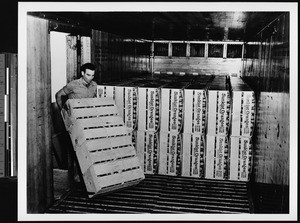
<box><xmin>55</xmin><ymin>88</ymin><xmax>67</xmax><ymax>111</ymax></box>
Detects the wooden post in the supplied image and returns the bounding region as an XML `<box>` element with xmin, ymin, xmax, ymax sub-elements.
<box><xmin>150</xmin><ymin>42</ymin><xmax>154</xmax><ymax>77</ymax></box>
<box><xmin>168</xmin><ymin>42</ymin><xmax>172</xmax><ymax>57</ymax></box>
<box><xmin>186</xmin><ymin>42</ymin><xmax>190</xmax><ymax>57</ymax></box>
<box><xmin>66</xmin><ymin>35</ymin><xmax>77</xmax><ymax>83</ymax></box>
<box><xmin>223</xmin><ymin>43</ymin><xmax>227</xmax><ymax>59</ymax></box>
<box><xmin>204</xmin><ymin>43</ymin><xmax>209</xmax><ymax>58</ymax></box>
<box><xmin>27</xmin><ymin>15</ymin><xmax>53</xmax><ymax>213</ymax></box>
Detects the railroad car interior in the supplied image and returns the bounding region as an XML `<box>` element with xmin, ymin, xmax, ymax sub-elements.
<box><xmin>0</xmin><ymin>2</ymin><xmax>297</xmax><ymax>221</ymax></box>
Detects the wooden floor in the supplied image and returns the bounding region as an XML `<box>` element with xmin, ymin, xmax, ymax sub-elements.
<box><xmin>47</xmin><ymin>174</ymin><xmax>253</xmax><ymax>214</ymax></box>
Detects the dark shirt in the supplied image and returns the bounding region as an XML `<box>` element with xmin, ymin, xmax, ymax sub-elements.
<box><xmin>62</xmin><ymin>77</ymin><xmax>97</xmax><ymax>99</ymax></box>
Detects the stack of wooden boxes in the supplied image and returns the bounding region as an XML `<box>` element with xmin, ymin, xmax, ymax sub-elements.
<box><xmin>181</xmin><ymin>76</ymin><xmax>212</xmax><ymax>178</ymax></box>
<box><xmin>61</xmin><ymin>97</ymin><xmax>145</xmax><ymax>197</ymax></box>
<box><xmin>136</xmin><ymin>81</ymin><xmax>166</xmax><ymax>174</ymax></box>
<box><xmin>228</xmin><ymin>77</ymin><xmax>256</xmax><ymax>181</ymax></box>
<box><xmin>94</xmin><ymin>75</ymin><xmax>256</xmax><ymax>183</ymax></box>
<box><xmin>158</xmin><ymin>82</ymin><xmax>190</xmax><ymax>176</ymax></box>
<box><xmin>205</xmin><ymin>76</ymin><xmax>231</xmax><ymax>180</ymax></box>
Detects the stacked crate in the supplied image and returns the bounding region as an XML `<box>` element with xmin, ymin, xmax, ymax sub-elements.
<box><xmin>181</xmin><ymin>76</ymin><xmax>212</xmax><ymax>178</ymax></box>
<box><xmin>228</xmin><ymin>77</ymin><xmax>256</xmax><ymax>182</ymax></box>
<box><xmin>97</xmin><ymin>80</ymin><xmax>134</xmax><ymax>101</ymax></box>
<box><xmin>136</xmin><ymin>81</ymin><xmax>166</xmax><ymax>174</ymax></box>
<box><xmin>61</xmin><ymin>97</ymin><xmax>145</xmax><ymax>197</ymax></box>
<box><xmin>205</xmin><ymin>76</ymin><xmax>231</xmax><ymax>180</ymax></box>
<box><xmin>158</xmin><ymin>82</ymin><xmax>190</xmax><ymax>176</ymax></box>
<box><xmin>97</xmin><ymin>80</ymin><xmax>143</xmax><ymax>133</ymax></box>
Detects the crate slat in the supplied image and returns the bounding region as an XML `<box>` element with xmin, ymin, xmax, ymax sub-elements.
<box><xmin>76</xmin><ymin>144</ymin><xmax>136</xmax><ymax>173</ymax></box>
<box><xmin>92</xmin><ymin>156</ymin><xmax>141</xmax><ymax>176</ymax></box>
<box><xmin>80</xmin><ymin>135</ymin><xmax>133</xmax><ymax>152</ymax></box>
<box><xmin>66</xmin><ymin>97</ymin><xmax>115</xmax><ymax>108</ymax></box>
<box><xmin>76</xmin><ymin>116</ymin><xmax>124</xmax><ymax>129</ymax></box>
<box><xmin>72</xmin><ymin>105</ymin><xmax>119</xmax><ymax>119</ymax></box>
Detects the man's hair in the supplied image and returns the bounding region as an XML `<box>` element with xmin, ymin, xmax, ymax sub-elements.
<box><xmin>80</xmin><ymin>63</ymin><xmax>95</xmax><ymax>73</ymax></box>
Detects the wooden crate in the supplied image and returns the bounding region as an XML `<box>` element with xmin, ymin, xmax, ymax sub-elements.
<box><xmin>228</xmin><ymin>136</ymin><xmax>253</xmax><ymax>182</ymax></box>
<box><xmin>61</xmin><ymin>97</ymin><xmax>145</xmax><ymax>197</ymax></box>
<box><xmin>137</xmin><ymin>85</ymin><xmax>161</xmax><ymax>132</ymax></box>
<box><xmin>160</xmin><ymin>83</ymin><xmax>189</xmax><ymax>133</ymax></box>
<box><xmin>158</xmin><ymin>131</ymin><xmax>182</xmax><ymax>176</ymax></box>
<box><xmin>136</xmin><ymin>130</ymin><xmax>159</xmax><ymax>174</ymax></box>
<box><xmin>114</xmin><ymin>86</ymin><xmax>138</xmax><ymax>132</ymax></box>
<box><xmin>183</xmin><ymin>88</ymin><xmax>207</xmax><ymax>134</ymax></box>
<box><xmin>205</xmin><ymin>135</ymin><xmax>229</xmax><ymax>180</ymax></box>
<box><xmin>181</xmin><ymin>133</ymin><xmax>205</xmax><ymax>178</ymax></box>
<box><xmin>207</xmin><ymin>90</ymin><xmax>231</xmax><ymax>136</ymax></box>
<box><xmin>230</xmin><ymin>84</ymin><xmax>256</xmax><ymax>137</ymax></box>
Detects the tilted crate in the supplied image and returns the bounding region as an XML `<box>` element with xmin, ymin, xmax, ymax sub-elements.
<box><xmin>61</xmin><ymin>97</ymin><xmax>145</xmax><ymax>197</ymax></box>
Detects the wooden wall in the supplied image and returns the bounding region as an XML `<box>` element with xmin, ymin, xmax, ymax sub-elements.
<box><xmin>242</xmin><ymin>13</ymin><xmax>289</xmax><ymax>185</ymax></box>
<box><xmin>27</xmin><ymin>16</ymin><xmax>53</xmax><ymax>213</ymax></box>
<box><xmin>91</xmin><ymin>29</ymin><xmax>150</xmax><ymax>83</ymax></box>
<box><xmin>153</xmin><ymin>57</ymin><xmax>242</xmax><ymax>76</ymax></box>
<box><xmin>152</xmin><ymin>42</ymin><xmax>243</xmax><ymax>76</ymax></box>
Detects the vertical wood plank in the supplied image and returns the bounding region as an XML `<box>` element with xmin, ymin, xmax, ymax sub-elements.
<box><xmin>66</xmin><ymin>35</ymin><xmax>77</xmax><ymax>83</ymax></box>
<box><xmin>253</xmin><ymin>93</ymin><xmax>289</xmax><ymax>185</ymax></box>
<box><xmin>204</xmin><ymin>43</ymin><xmax>208</xmax><ymax>58</ymax></box>
<box><xmin>168</xmin><ymin>42</ymin><xmax>172</xmax><ymax>57</ymax></box>
<box><xmin>186</xmin><ymin>42</ymin><xmax>190</xmax><ymax>57</ymax></box>
<box><xmin>27</xmin><ymin>15</ymin><xmax>53</xmax><ymax>213</ymax></box>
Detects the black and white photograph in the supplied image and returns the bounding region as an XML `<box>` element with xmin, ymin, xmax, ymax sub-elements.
<box><xmin>0</xmin><ymin>1</ymin><xmax>298</xmax><ymax>222</ymax></box>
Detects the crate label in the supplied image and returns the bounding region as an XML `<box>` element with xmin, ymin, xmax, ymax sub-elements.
<box><xmin>123</xmin><ymin>87</ymin><xmax>136</xmax><ymax>130</ymax></box>
<box><xmin>145</xmin><ymin>88</ymin><xmax>159</xmax><ymax>131</ymax></box>
<box><xmin>97</xmin><ymin>85</ymin><xmax>115</xmax><ymax>99</ymax></box>
<box><xmin>229</xmin><ymin>136</ymin><xmax>252</xmax><ymax>181</ymax></box>
<box><xmin>237</xmin><ymin>137</ymin><xmax>251</xmax><ymax>180</ymax></box>
<box><xmin>192</xmin><ymin>90</ymin><xmax>206</xmax><ymax>133</ymax></box>
<box><xmin>167</xmin><ymin>133</ymin><xmax>178</xmax><ymax>174</ymax></box>
<box><xmin>241</xmin><ymin>92</ymin><xmax>255</xmax><ymax>136</ymax></box>
<box><xmin>214</xmin><ymin>137</ymin><xmax>227</xmax><ymax>178</ymax></box>
<box><xmin>136</xmin><ymin>131</ymin><xmax>158</xmax><ymax>174</ymax></box>
<box><xmin>169</xmin><ymin>89</ymin><xmax>183</xmax><ymax>132</ymax></box>
<box><xmin>190</xmin><ymin>134</ymin><xmax>205</xmax><ymax>177</ymax></box>
<box><xmin>205</xmin><ymin>135</ymin><xmax>228</xmax><ymax>180</ymax></box>
<box><xmin>216</xmin><ymin>91</ymin><xmax>230</xmax><ymax>134</ymax></box>
<box><xmin>145</xmin><ymin>131</ymin><xmax>155</xmax><ymax>172</ymax></box>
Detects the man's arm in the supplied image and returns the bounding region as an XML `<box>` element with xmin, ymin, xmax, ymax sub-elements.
<box><xmin>55</xmin><ymin>88</ymin><xmax>67</xmax><ymax>110</ymax></box>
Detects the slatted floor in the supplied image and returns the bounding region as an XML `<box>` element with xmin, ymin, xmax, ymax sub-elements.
<box><xmin>47</xmin><ymin>174</ymin><xmax>252</xmax><ymax>214</ymax></box>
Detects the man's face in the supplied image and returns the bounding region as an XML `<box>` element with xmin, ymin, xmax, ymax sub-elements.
<box><xmin>82</xmin><ymin>68</ymin><xmax>95</xmax><ymax>84</ymax></box>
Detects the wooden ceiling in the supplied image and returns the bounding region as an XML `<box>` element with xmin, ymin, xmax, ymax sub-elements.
<box><xmin>33</xmin><ymin>11</ymin><xmax>283</xmax><ymax>42</ymax></box>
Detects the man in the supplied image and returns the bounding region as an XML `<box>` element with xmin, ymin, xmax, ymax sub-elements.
<box><xmin>55</xmin><ymin>62</ymin><xmax>97</xmax><ymax>184</ymax></box>
<box><xmin>56</xmin><ymin>62</ymin><xmax>97</xmax><ymax>110</ymax></box>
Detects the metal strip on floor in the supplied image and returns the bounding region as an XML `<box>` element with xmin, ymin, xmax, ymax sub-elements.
<box><xmin>47</xmin><ymin>174</ymin><xmax>251</xmax><ymax>214</ymax></box>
